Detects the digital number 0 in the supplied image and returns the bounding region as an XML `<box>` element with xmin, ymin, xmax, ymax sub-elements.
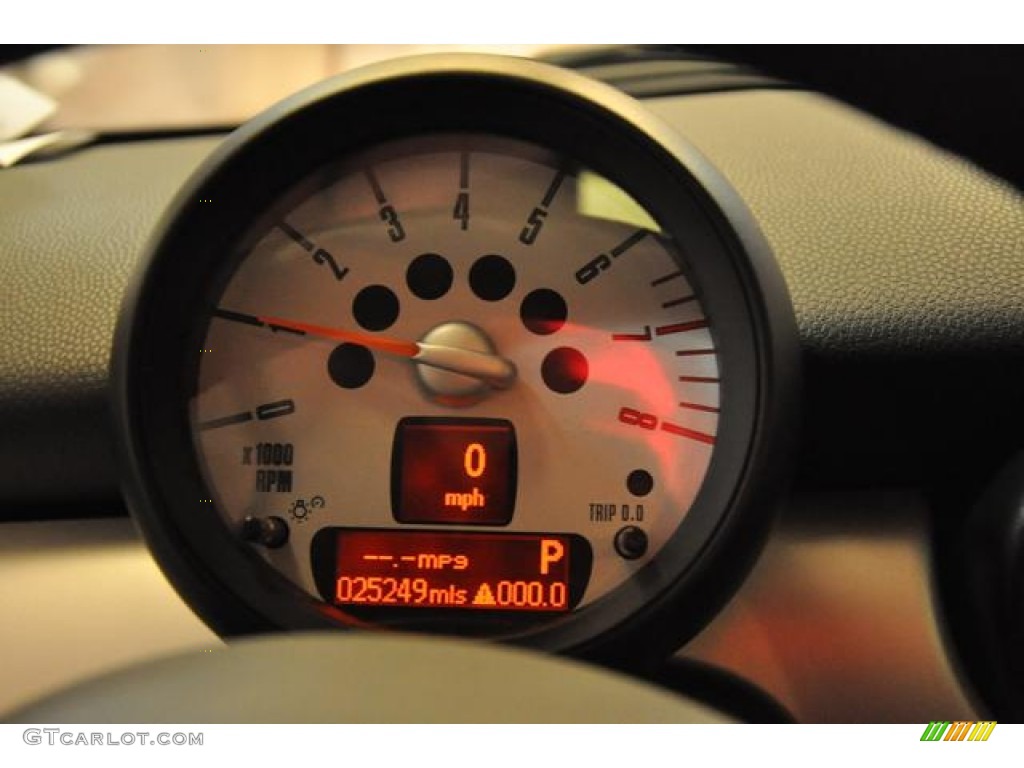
<box><xmin>464</xmin><ymin>443</ymin><xmax>486</xmax><ymax>478</ymax></box>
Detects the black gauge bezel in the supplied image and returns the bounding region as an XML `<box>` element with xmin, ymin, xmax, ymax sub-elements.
<box><xmin>113</xmin><ymin>54</ymin><xmax>799</xmax><ymax>667</ymax></box>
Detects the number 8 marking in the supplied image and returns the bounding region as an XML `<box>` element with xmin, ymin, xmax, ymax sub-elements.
<box><xmin>618</xmin><ymin>407</ymin><xmax>658</xmax><ymax>430</ymax></box>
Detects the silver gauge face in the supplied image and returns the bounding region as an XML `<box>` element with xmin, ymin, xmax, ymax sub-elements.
<box><xmin>191</xmin><ymin>135</ymin><xmax>720</xmax><ymax>624</ymax></box>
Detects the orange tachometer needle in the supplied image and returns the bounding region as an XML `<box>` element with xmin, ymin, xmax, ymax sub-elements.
<box><xmin>260</xmin><ymin>315</ymin><xmax>419</xmax><ymax>357</ymax></box>
<box><xmin>259</xmin><ymin>315</ymin><xmax>516</xmax><ymax>388</ymax></box>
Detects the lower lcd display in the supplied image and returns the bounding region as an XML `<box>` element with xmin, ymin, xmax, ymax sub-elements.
<box><xmin>331</xmin><ymin>529</ymin><xmax>578</xmax><ymax>612</ymax></box>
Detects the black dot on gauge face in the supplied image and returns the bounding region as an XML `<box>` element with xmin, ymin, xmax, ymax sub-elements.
<box><xmin>520</xmin><ymin>288</ymin><xmax>568</xmax><ymax>335</ymax></box>
<box><xmin>327</xmin><ymin>343</ymin><xmax>375</xmax><ymax>389</ymax></box>
<box><xmin>352</xmin><ymin>285</ymin><xmax>399</xmax><ymax>331</ymax></box>
<box><xmin>541</xmin><ymin>347</ymin><xmax>589</xmax><ymax>394</ymax></box>
<box><xmin>406</xmin><ymin>253</ymin><xmax>453</xmax><ymax>300</ymax></box>
<box><xmin>626</xmin><ymin>469</ymin><xmax>654</xmax><ymax>497</ymax></box>
<box><xmin>469</xmin><ymin>254</ymin><xmax>516</xmax><ymax>301</ymax></box>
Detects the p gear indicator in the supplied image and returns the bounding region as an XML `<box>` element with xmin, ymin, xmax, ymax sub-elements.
<box><xmin>329</xmin><ymin>529</ymin><xmax>584</xmax><ymax>612</ymax></box>
<box><xmin>392</xmin><ymin>417</ymin><xmax>517</xmax><ymax>525</ymax></box>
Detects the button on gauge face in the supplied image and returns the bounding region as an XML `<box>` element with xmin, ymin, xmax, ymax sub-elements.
<box><xmin>191</xmin><ymin>136</ymin><xmax>720</xmax><ymax>625</ymax></box>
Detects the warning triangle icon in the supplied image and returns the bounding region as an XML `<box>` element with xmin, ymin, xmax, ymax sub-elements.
<box><xmin>472</xmin><ymin>583</ymin><xmax>496</xmax><ymax>606</ymax></box>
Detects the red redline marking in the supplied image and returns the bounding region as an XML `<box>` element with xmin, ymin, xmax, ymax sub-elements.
<box><xmin>655</xmin><ymin>319</ymin><xmax>709</xmax><ymax>336</ymax></box>
<box><xmin>611</xmin><ymin>326</ymin><xmax>652</xmax><ymax>341</ymax></box>
<box><xmin>660</xmin><ymin>421</ymin><xmax>716</xmax><ymax>444</ymax></box>
<box><xmin>678</xmin><ymin>375</ymin><xmax>720</xmax><ymax>383</ymax></box>
<box><xmin>679</xmin><ymin>401</ymin><xmax>720</xmax><ymax>413</ymax></box>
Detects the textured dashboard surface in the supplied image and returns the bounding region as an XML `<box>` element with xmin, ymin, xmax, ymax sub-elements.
<box><xmin>649</xmin><ymin>91</ymin><xmax>1024</xmax><ymax>357</ymax></box>
<box><xmin>0</xmin><ymin>139</ymin><xmax>216</xmax><ymax>505</ymax></box>
<box><xmin>1</xmin><ymin>89</ymin><xmax>1022</xmax><ymax>506</ymax></box>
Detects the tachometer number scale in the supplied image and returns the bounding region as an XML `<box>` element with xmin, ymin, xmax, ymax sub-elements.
<box><xmin>193</xmin><ymin>143</ymin><xmax>719</xmax><ymax>613</ymax></box>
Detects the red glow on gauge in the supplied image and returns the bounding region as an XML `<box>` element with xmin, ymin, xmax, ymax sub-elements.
<box><xmin>334</xmin><ymin>530</ymin><xmax>572</xmax><ymax>612</ymax></box>
<box><xmin>540</xmin><ymin>318</ymin><xmax>718</xmax><ymax>500</ymax></box>
<box><xmin>392</xmin><ymin>418</ymin><xmax>516</xmax><ymax>525</ymax></box>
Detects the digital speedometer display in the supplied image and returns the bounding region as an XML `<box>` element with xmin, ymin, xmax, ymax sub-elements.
<box><xmin>391</xmin><ymin>417</ymin><xmax>517</xmax><ymax>525</ymax></box>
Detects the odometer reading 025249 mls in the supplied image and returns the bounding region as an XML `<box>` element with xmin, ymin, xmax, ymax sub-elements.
<box><xmin>331</xmin><ymin>530</ymin><xmax>581</xmax><ymax>612</ymax></box>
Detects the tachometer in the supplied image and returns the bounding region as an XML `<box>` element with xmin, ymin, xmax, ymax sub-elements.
<box><xmin>113</xmin><ymin>54</ymin><xmax>797</xmax><ymax>662</ymax></box>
